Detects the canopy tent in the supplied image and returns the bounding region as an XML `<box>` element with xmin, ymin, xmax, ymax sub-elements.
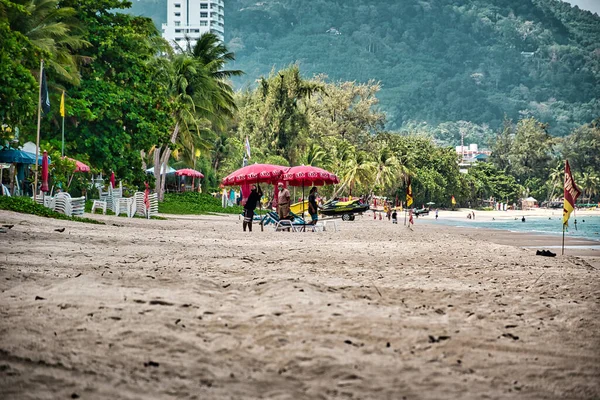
<box><xmin>521</xmin><ymin>196</ymin><xmax>538</xmax><ymax>210</ymax></box>
<box><xmin>0</xmin><ymin>149</ymin><xmax>46</xmax><ymax>165</ymax></box>
<box><xmin>146</xmin><ymin>166</ymin><xmax>176</xmax><ymax>175</ymax></box>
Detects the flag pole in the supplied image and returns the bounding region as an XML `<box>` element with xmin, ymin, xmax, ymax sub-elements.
<box><xmin>33</xmin><ymin>59</ymin><xmax>44</xmax><ymax>198</ymax></box>
<box><xmin>562</xmin><ymin>224</ymin><xmax>565</xmax><ymax>255</ymax></box>
<box><xmin>61</xmin><ymin>91</ymin><xmax>65</xmax><ymax>157</ymax></box>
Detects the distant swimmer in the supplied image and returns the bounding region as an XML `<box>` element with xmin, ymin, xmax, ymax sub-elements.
<box><xmin>521</xmin><ymin>216</ymin><xmax>526</xmax><ymax>222</ymax></box>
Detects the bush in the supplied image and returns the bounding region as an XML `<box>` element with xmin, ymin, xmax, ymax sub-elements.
<box><xmin>159</xmin><ymin>192</ymin><xmax>244</xmax><ymax>215</ymax></box>
<box><xmin>0</xmin><ymin>196</ymin><xmax>104</xmax><ymax>224</ymax></box>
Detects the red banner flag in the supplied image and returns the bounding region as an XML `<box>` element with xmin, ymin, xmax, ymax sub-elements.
<box><xmin>562</xmin><ymin>160</ymin><xmax>581</xmax><ymax>227</ymax></box>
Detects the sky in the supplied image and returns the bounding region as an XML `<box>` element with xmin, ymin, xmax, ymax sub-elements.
<box><xmin>563</xmin><ymin>0</ymin><xmax>600</xmax><ymax>14</ymax></box>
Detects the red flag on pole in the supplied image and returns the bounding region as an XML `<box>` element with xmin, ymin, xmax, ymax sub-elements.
<box><xmin>562</xmin><ymin>160</ymin><xmax>581</xmax><ymax>227</ymax></box>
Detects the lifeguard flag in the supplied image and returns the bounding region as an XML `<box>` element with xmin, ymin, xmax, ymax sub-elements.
<box><xmin>60</xmin><ymin>90</ymin><xmax>65</xmax><ymax>117</ymax></box>
<box><xmin>406</xmin><ymin>177</ymin><xmax>413</xmax><ymax>207</ymax></box>
<box><xmin>562</xmin><ymin>160</ymin><xmax>581</xmax><ymax>227</ymax></box>
<box><xmin>451</xmin><ymin>195</ymin><xmax>456</xmax><ymax>205</ymax></box>
<box><xmin>41</xmin><ymin>66</ymin><xmax>51</xmax><ymax>114</ymax></box>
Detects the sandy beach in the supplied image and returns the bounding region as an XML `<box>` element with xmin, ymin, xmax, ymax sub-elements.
<box><xmin>0</xmin><ymin>210</ymin><xmax>599</xmax><ymax>399</ymax></box>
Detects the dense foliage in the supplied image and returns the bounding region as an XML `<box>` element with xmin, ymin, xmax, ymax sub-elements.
<box><xmin>132</xmin><ymin>0</ymin><xmax>600</xmax><ymax>139</ymax></box>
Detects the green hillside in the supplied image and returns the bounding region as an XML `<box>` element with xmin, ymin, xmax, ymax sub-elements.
<box><xmin>135</xmin><ymin>0</ymin><xmax>600</xmax><ymax>137</ymax></box>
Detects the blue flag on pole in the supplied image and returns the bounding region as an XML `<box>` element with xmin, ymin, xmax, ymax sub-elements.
<box><xmin>41</xmin><ymin>67</ymin><xmax>50</xmax><ymax>115</ymax></box>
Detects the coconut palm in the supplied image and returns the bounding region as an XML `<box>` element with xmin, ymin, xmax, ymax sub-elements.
<box><xmin>7</xmin><ymin>0</ymin><xmax>90</xmax><ymax>84</ymax></box>
<box><xmin>332</xmin><ymin>142</ymin><xmax>374</xmax><ymax>197</ymax></box>
<box><xmin>579</xmin><ymin>170</ymin><xmax>599</xmax><ymax>204</ymax></box>
<box><xmin>546</xmin><ymin>162</ymin><xmax>563</xmax><ymax>202</ymax></box>
<box><xmin>153</xmin><ymin>34</ymin><xmax>240</xmax><ymax>200</ymax></box>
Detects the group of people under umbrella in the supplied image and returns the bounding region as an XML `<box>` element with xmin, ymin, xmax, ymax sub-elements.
<box><xmin>221</xmin><ymin>163</ymin><xmax>339</xmax><ymax>232</ymax></box>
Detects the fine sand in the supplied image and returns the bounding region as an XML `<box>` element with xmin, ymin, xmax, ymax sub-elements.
<box><xmin>0</xmin><ymin>210</ymin><xmax>599</xmax><ymax>400</ymax></box>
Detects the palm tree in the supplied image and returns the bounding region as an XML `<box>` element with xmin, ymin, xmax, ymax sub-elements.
<box><xmin>303</xmin><ymin>142</ymin><xmax>326</xmax><ymax>167</ymax></box>
<box><xmin>153</xmin><ymin>34</ymin><xmax>240</xmax><ymax>200</ymax></box>
<box><xmin>332</xmin><ymin>143</ymin><xmax>374</xmax><ymax>198</ymax></box>
<box><xmin>7</xmin><ymin>0</ymin><xmax>90</xmax><ymax>84</ymax></box>
<box><xmin>580</xmin><ymin>170</ymin><xmax>600</xmax><ymax>204</ymax></box>
<box><xmin>546</xmin><ymin>162</ymin><xmax>563</xmax><ymax>202</ymax></box>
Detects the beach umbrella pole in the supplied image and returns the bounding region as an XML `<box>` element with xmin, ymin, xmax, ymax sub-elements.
<box><xmin>258</xmin><ymin>182</ymin><xmax>264</xmax><ymax>232</ymax></box>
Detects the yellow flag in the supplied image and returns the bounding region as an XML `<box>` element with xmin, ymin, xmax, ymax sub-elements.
<box><xmin>451</xmin><ymin>195</ymin><xmax>456</xmax><ymax>205</ymax></box>
<box><xmin>406</xmin><ymin>177</ymin><xmax>413</xmax><ymax>207</ymax></box>
<box><xmin>60</xmin><ymin>91</ymin><xmax>65</xmax><ymax>117</ymax></box>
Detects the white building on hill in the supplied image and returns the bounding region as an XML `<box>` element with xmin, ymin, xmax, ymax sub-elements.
<box><xmin>162</xmin><ymin>0</ymin><xmax>224</xmax><ymax>49</ymax></box>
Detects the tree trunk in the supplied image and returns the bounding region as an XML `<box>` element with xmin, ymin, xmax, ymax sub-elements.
<box><xmin>155</xmin><ymin>122</ymin><xmax>180</xmax><ymax>202</ymax></box>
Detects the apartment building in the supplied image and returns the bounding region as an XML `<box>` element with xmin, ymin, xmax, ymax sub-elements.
<box><xmin>162</xmin><ymin>0</ymin><xmax>224</xmax><ymax>49</ymax></box>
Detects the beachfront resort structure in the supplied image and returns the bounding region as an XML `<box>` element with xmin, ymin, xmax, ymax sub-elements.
<box><xmin>162</xmin><ymin>0</ymin><xmax>225</xmax><ymax>49</ymax></box>
<box><xmin>456</xmin><ymin>144</ymin><xmax>491</xmax><ymax>173</ymax></box>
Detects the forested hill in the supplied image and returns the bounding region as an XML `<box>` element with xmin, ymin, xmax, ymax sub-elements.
<box><xmin>130</xmin><ymin>0</ymin><xmax>600</xmax><ymax>137</ymax></box>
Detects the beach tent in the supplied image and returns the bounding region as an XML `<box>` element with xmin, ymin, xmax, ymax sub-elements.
<box><xmin>521</xmin><ymin>196</ymin><xmax>538</xmax><ymax>210</ymax></box>
<box><xmin>146</xmin><ymin>166</ymin><xmax>176</xmax><ymax>175</ymax></box>
<box><xmin>0</xmin><ymin>149</ymin><xmax>45</xmax><ymax>165</ymax></box>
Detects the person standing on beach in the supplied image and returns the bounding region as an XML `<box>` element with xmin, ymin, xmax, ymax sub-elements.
<box><xmin>277</xmin><ymin>182</ymin><xmax>291</xmax><ymax>220</ymax></box>
<box><xmin>308</xmin><ymin>187</ymin><xmax>319</xmax><ymax>224</ymax></box>
<box><xmin>392</xmin><ymin>209</ymin><xmax>398</xmax><ymax>224</ymax></box>
<box><xmin>243</xmin><ymin>185</ymin><xmax>262</xmax><ymax>232</ymax></box>
<box><xmin>435</xmin><ymin>209</ymin><xmax>439</xmax><ymax>220</ymax></box>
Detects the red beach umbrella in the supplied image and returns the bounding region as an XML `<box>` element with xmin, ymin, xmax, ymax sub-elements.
<box><xmin>41</xmin><ymin>151</ymin><xmax>49</xmax><ymax>193</ymax></box>
<box><xmin>282</xmin><ymin>165</ymin><xmax>339</xmax><ymax>187</ymax></box>
<box><xmin>175</xmin><ymin>168</ymin><xmax>204</xmax><ymax>178</ymax></box>
<box><xmin>282</xmin><ymin>165</ymin><xmax>339</xmax><ymax>223</ymax></box>
<box><xmin>222</xmin><ymin>163</ymin><xmax>286</xmax><ymax>186</ymax></box>
<box><xmin>110</xmin><ymin>171</ymin><xmax>115</xmax><ymax>188</ymax></box>
<box><xmin>176</xmin><ymin>169</ymin><xmax>204</xmax><ymax>192</ymax></box>
<box><xmin>65</xmin><ymin>157</ymin><xmax>90</xmax><ymax>173</ymax></box>
<box><xmin>222</xmin><ymin>163</ymin><xmax>287</xmax><ymax>232</ymax></box>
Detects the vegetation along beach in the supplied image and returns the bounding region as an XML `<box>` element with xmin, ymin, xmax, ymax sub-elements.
<box><xmin>1</xmin><ymin>0</ymin><xmax>599</xmax><ymax>399</ymax></box>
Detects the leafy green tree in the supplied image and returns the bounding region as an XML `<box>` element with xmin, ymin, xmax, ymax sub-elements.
<box><xmin>507</xmin><ymin>117</ymin><xmax>555</xmax><ymax>186</ymax></box>
<box><xmin>58</xmin><ymin>0</ymin><xmax>173</xmax><ymax>187</ymax></box>
<box><xmin>0</xmin><ymin>20</ymin><xmax>37</xmax><ymax>132</ymax></box>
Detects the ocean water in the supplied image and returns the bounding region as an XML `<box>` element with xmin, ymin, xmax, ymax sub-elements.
<box><xmin>427</xmin><ymin>214</ymin><xmax>600</xmax><ymax>242</ymax></box>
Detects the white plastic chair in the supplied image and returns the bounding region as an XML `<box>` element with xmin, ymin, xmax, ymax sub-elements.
<box><xmin>69</xmin><ymin>196</ymin><xmax>86</xmax><ymax>217</ymax></box>
<box><xmin>147</xmin><ymin>193</ymin><xmax>159</xmax><ymax>218</ymax></box>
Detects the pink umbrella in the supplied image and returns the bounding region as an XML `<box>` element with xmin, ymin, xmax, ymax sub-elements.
<box><xmin>175</xmin><ymin>168</ymin><xmax>204</xmax><ymax>178</ymax></box>
<box><xmin>175</xmin><ymin>169</ymin><xmax>204</xmax><ymax>192</ymax></box>
<box><xmin>222</xmin><ymin>163</ymin><xmax>286</xmax><ymax>186</ymax></box>
<box><xmin>282</xmin><ymin>165</ymin><xmax>339</xmax><ymax>222</ymax></box>
<box><xmin>64</xmin><ymin>157</ymin><xmax>90</xmax><ymax>173</ymax></box>
<box><xmin>110</xmin><ymin>171</ymin><xmax>115</xmax><ymax>188</ymax></box>
<box><xmin>40</xmin><ymin>151</ymin><xmax>49</xmax><ymax>193</ymax></box>
<box><xmin>222</xmin><ymin>164</ymin><xmax>287</xmax><ymax>232</ymax></box>
<box><xmin>282</xmin><ymin>165</ymin><xmax>339</xmax><ymax>187</ymax></box>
